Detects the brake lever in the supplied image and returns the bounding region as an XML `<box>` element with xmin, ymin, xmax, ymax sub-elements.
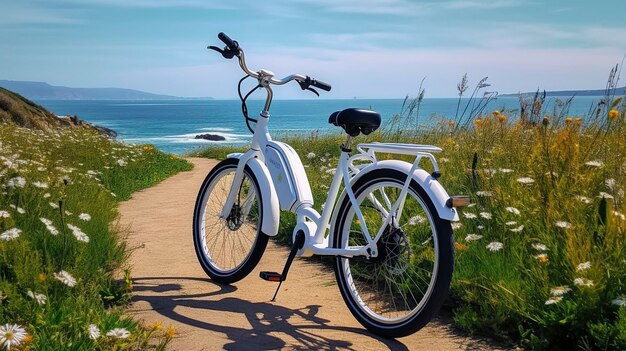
<box><xmin>297</xmin><ymin>77</ymin><xmax>319</xmax><ymax>96</ymax></box>
<box><xmin>207</xmin><ymin>45</ymin><xmax>238</xmax><ymax>59</ymax></box>
<box><xmin>306</xmin><ymin>87</ymin><xmax>319</xmax><ymax>96</ymax></box>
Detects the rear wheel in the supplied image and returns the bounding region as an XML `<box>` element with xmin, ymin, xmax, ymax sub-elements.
<box><xmin>333</xmin><ymin>169</ymin><xmax>454</xmax><ymax>337</ymax></box>
<box><xmin>193</xmin><ymin>158</ymin><xmax>269</xmax><ymax>284</ymax></box>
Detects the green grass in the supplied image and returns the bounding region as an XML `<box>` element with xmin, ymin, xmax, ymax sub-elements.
<box><xmin>0</xmin><ymin>124</ymin><xmax>191</xmax><ymax>350</ymax></box>
<box><xmin>195</xmin><ymin>92</ymin><xmax>626</xmax><ymax>350</ymax></box>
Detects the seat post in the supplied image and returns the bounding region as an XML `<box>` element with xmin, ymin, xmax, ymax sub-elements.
<box><xmin>341</xmin><ymin>135</ymin><xmax>353</xmax><ymax>152</ymax></box>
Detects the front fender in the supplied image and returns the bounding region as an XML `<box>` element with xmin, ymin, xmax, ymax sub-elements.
<box><xmin>228</xmin><ymin>154</ymin><xmax>280</xmax><ymax>236</ymax></box>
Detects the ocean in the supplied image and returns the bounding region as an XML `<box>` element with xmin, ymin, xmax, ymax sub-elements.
<box><xmin>35</xmin><ymin>97</ymin><xmax>601</xmax><ymax>155</ymax></box>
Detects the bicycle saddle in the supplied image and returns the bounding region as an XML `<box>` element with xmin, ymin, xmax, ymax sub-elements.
<box><xmin>328</xmin><ymin>108</ymin><xmax>381</xmax><ymax>137</ymax></box>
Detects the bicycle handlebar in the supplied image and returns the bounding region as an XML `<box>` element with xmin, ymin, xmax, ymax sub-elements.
<box><xmin>209</xmin><ymin>32</ymin><xmax>331</xmax><ymax>93</ymax></box>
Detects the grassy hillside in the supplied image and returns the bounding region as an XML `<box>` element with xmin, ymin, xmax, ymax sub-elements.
<box><xmin>0</xmin><ymin>89</ymin><xmax>192</xmax><ymax>349</ymax></box>
<box><xmin>0</xmin><ymin>87</ymin><xmax>61</xmax><ymax>129</ymax></box>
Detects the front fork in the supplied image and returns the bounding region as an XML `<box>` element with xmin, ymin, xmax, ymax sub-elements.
<box><xmin>219</xmin><ymin>149</ymin><xmax>259</xmax><ymax>220</ymax></box>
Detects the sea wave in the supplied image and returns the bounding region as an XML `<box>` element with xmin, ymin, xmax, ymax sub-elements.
<box><xmin>197</xmin><ymin>127</ymin><xmax>235</xmax><ymax>132</ymax></box>
<box><xmin>122</xmin><ymin>131</ymin><xmax>250</xmax><ymax>145</ymax></box>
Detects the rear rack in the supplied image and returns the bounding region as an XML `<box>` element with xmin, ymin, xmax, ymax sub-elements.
<box><xmin>349</xmin><ymin>142</ymin><xmax>443</xmax><ymax>177</ymax></box>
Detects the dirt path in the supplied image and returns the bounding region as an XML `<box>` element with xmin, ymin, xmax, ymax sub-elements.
<box><xmin>119</xmin><ymin>157</ymin><xmax>508</xmax><ymax>351</ymax></box>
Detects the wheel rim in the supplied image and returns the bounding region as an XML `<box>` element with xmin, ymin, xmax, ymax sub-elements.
<box><xmin>198</xmin><ymin>167</ymin><xmax>261</xmax><ymax>274</ymax></box>
<box><xmin>338</xmin><ymin>180</ymin><xmax>439</xmax><ymax>325</ymax></box>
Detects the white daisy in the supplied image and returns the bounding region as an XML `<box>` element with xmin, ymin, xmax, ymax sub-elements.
<box><xmin>306</xmin><ymin>152</ymin><xmax>316</xmax><ymax>159</ymax></box>
<box><xmin>54</xmin><ymin>270</ymin><xmax>77</xmax><ymax>287</ymax></box>
<box><xmin>479</xmin><ymin>212</ymin><xmax>492</xmax><ymax>219</ymax></box>
<box><xmin>476</xmin><ymin>191</ymin><xmax>493</xmax><ymax>197</ymax></box>
<box><xmin>67</xmin><ymin>224</ymin><xmax>90</xmax><ymax>243</ymax></box>
<box><xmin>517</xmin><ymin>177</ymin><xmax>535</xmax><ymax>184</ymax></box>
<box><xmin>0</xmin><ymin>210</ymin><xmax>10</xmax><ymax>218</ymax></box>
<box><xmin>585</xmin><ymin>160</ymin><xmax>604</xmax><ymax>167</ymax></box>
<box><xmin>408</xmin><ymin>215</ymin><xmax>425</xmax><ymax>225</ymax></box>
<box><xmin>576</xmin><ymin>261</ymin><xmax>591</xmax><ymax>272</ymax></box>
<box><xmin>534</xmin><ymin>253</ymin><xmax>548</xmax><ymax>260</ymax></box>
<box><xmin>27</xmin><ymin>290</ymin><xmax>47</xmax><ymax>305</ymax></box>
<box><xmin>465</xmin><ymin>234</ymin><xmax>483</xmax><ymax>242</ymax></box>
<box><xmin>486</xmin><ymin>241</ymin><xmax>503</xmax><ymax>251</ymax></box>
<box><xmin>6</xmin><ymin>176</ymin><xmax>26</xmax><ymax>188</ymax></box>
<box><xmin>32</xmin><ymin>181</ymin><xmax>49</xmax><ymax>188</ymax></box>
<box><xmin>0</xmin><ymin>228</ymin><xmax>21</xmax><ymax>241</ymax></box>
<box><xmin>555</xmin><ymin>221</ymin><xmax>573</xmax><ymax>229</ymax></box>
<box><xmin>451</xmin><ymin>222</ymin><xmax>462</xmax><ymax>230</ymax></box>
<box><xmin>505</xmin><ymin>221</ymin><xmax>517</xmax><ymax>226</ymax></box>
<box><xmin>106</xmin><ymin>328</ymin><xmax>130</xmax><ymax>339</ymax></box>
<box><xmin>49</xmin><ymin>202</ymin><xmax>59</xmax><ymax>209</ymax></box>
<box><xmin>575</xmin><ymin>195</ymin><xmax>591</xmax><ymax>204</ymax></box>
<box><xmin>614</xmin><ymin>211</ymin><xmax>626</xmax><ymax>221</ymax></box>
<box><xmin>532</xmin><ymin>243</ymin><xmax>548</xmax><ymax>251</ymax></box>
<box><xmin>598</xmin><ymin>192</ymin><xmax>614</xmax><ymax>199</ymax></box>
<box><xmin>79</xmin><ymin>213</ymin><xmax>92</xmax><ymax>221</ymax></box>
<box><xmin>499</xmin><ymin>168</ymin><xmax>513</xmax><ymax>173</ymax></box>
<box><xmin>510</xmin><ymin>225</ymin><xmax>524</xmax><ymax>233</ymax></box>
<box><xmin>88</xmin><ymin>324</ymin><xmax>101</xmax><ymax>340</ymax></box>
<box><xmin>550</xmin><ymin>286</ymin><xmax>572</xmax><ymax>296</ymax></box>
<box><xmin>463</xmin><ymin>212</ymin><xmax>477</xmax><ymax>219</ymax></box>
<box><xmin>43</xmin><ymin>193</ymin><xmax>51</xmax><ymax>198</ymax></box>
<box><xmin>545</xmin><ymin>296</ymin><xmax>563</xmax><ymax>305</ymax></box>
<box><xmin>0</xmin><ymin>323</ymin><xmax>27</xmax><ymax>349</ymax></box>
<box><xmin>477</xmin><ymin>225</ymin><xmax>485</xmax><ymax>229</ymax></box>
<box><xmin>505</xmin><ymin>207</ymin><xmax>521</xmax><ymax>215</ymax></box>
<box><xmin>612</xmin><ymin>299</ymin><xmax>626</xmax><ymax>306</ymax></box>
<box><xmin>574</xmin><ymin>278</ymin><xmax>594</xmax><ymax>287</ymax></box>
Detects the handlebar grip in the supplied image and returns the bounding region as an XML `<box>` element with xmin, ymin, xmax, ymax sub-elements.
<box><xmin>218</xmin><ymin>32</ymin><xmax>239</xmax><ymax>50</ymax></box>
<box><xmin>312</xmin><ymin>79</ymin><xmax>332</xmax><ymax>92</ymax></box>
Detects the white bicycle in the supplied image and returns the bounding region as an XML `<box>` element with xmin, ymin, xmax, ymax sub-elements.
<box><xmin>193</xmin><ymin>33</ymin><xmax>469</xmax><ymax>338</ymax></box>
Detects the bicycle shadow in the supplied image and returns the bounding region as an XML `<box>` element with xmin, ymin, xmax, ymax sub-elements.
<box><xmin>132</xmin><ymin>276</ymin><xmax>409</xmax><ymax>351</ymax></box>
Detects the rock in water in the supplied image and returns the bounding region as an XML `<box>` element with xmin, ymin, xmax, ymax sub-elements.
<box><xmin>195</xmin><ymin>133</ymin><xmax>225</xmax><ymax>141</ymax></box>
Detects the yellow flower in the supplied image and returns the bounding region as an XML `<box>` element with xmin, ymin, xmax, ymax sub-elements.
<box><xmin>498</xmin><ymin>114</ymin><xmax>506</xmax><ymax>123</ymax></box>
<box><xmin>565</xmin><ymin>117</ymin><xmax>573</xmax><ymax>124</ymax></box>
<box><xmin>166</xmin><ymin>326</ymin><xmax>176</xmax><ymax>339</ymax></box>
<box><xmin>574</xmin><ymin>117</ymin><xmax>583</xmax><ymax>124</ymax></box>
<box><xmin>149</xmin><ymin>322</ymin><xmax>163</xmax><ymax>331</ymax></box>
<box><xmin>537</xmin><ymin>255</ymin><xmax>549</xmax><ymax>264</ymax></box>
<box><xmin>448</xmin><ymin>121</ymin><xmax>455</xmax><ymax>127</ymax></box>
<box><xmin>474</xmin><ymin>119</ymin><xmax>483</xmax><ymax>127</ymax></box>
<box><xmin>608</xmin><ymin>109</ymin><xmax>619</xmax><ymax>120</ymax></box>
<box><xmin>143</xmin><ymin>145</ymin><xmax>149</xmax><ymax>150</ymax></box>
<box><xmin>492</xmin><ymin>110</ymin><xmax>500</xmax><ymax>117</ymax></box>
<box><xmin>455</xmin><ymin>242</ymin><xmax>468</xmax><ymax>252</ymax></box>
<box><xmin>38</xmin><ymin>274</ymin><xmax>46</xmax><ymax>282</ymax></box>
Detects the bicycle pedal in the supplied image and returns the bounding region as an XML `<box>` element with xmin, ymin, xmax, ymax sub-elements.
<box><xmin>260</xmin><ymin>271</ymin><xmax>283</xmax><ymax>282</ymax></box>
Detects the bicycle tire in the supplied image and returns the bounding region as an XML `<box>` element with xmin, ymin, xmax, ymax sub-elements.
<box><xmin>332</xmin><ymin>168</ymin><xmax>454</xmax><ymax>338</ymax></box>
<box><xmin>193</xmin><ymin>158</ymin><xmax>269</xmax><ymax>284</ymax></box>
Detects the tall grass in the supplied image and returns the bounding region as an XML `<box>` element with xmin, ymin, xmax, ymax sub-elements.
<box><xmin>196</xmin><ymin>75</ymin><xmax>626</xmax><ymax>349</ymax></box>
<box><xmin>0</xmin><ymin>124</ymin><xmax>191</xmax><ymax>350</ymax></box>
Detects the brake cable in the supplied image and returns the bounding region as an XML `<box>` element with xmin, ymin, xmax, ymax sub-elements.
<box><xmin>238</xmin><ymin>75</ymin><xmax>261</xmax><ymax>134</ymax></box>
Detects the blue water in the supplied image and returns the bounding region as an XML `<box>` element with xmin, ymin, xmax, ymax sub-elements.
<box><xmin>35</xmin><ymin>97</ymin><xmax>600</xmax><ymax>155</ymax></box>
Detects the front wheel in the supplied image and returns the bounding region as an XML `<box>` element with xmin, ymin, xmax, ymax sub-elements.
<box><xmin>332</xmin><ymin>169</ymin><xmax>454</xmax><ymax>338</ymax></box>
<box><xmin>193</xmin><ymin>158</ymin><xmax>269</xmax><ymax>284</ymax></box>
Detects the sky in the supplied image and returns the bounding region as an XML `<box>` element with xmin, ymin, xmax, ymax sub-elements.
<box><xmin>1</xmin><ymin>0</ymin><xmax>625</xmax><ymax>99</ymax></box>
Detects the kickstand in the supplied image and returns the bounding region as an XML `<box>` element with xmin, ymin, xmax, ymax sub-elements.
<box><xmin>260</xmin><ymin>231</ymin><xmax>305</xmax><ymax>302</ymax></box>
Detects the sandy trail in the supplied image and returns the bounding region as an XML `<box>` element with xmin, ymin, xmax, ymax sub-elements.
<box><xmin>119</xmin><ymin>157</ymin><xmax>507</xmax><ymax>350</ymax></box>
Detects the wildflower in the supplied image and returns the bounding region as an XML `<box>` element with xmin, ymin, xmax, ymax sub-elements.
<box><xmin>565</xmin><ymin>117</ymin><xmax>573</xmax><ymax>124</ymax></box>
<box><xmin>612</xmin><ymin>298</ymin><xmax>626</xmax><ymax>306</ymax></box>
<box><xmin>474</xmin><ymin>119</ymin><xmax>483</xmax><ymax>127</ymax></box>
<box><xmin>49</xmin><ymin>202</ymin><xmax>59</xmax><ymax>209</ymax></box>
<box><xmin>65</xmin><ymin>210</ymin><xmax>73</xmax><ymax>216</ymax></box>
<box><xmin>545</xmin><ymin>296</ymin><xmax>563</xmax><ymax>305</ymax></box>
<box><xmin>574</xmin><ymin>278</ymin><xmax>594</xmax><ymax>287</ymax></box>
<box><xmin>106</xmin><ymin>328</ymin><xmax>130</xmax><ymax>339</ymax></box>
<box><xmin>67</xmin><ymin>224</ymin><xmax>90</xmax><ymax>243</ymax></box>
<box><xmin>534</xmin><ymin>254</ymin><xmax>549</xmax><ymax>264</ymax></box>
<box><xmin>54</xmin><ymin>270</ymin><xmax>77</xmax><ymax>287</ymax></box>
<box><xmin>408</xmin><ymin>215</ymin><xmax>425</xmax><ymax>225</ymax></box>
<box><xmin>477</xmin><ymin>225</ymin><xmax>484</xmax><ymax>229</ymax></box>
<box><xmin>79</xmin><ymin>213</ymin><xmax>91</xmax><ymax>221</ymax></box>
<box><xmin>483</xmin><ymin>169</ymin><xmax>497</xmax><ymax>177</ymax></box>
<box><xmin>498</xmin><ymin>114</ymin><xmax>506</xmax><ymax>123</ymax></box>
<box><xmin>455</xmin><ymin>242</ymin><xmax>468</xmax><ymax>251</ymax></box>
<box><xmin>447</xmin><ymin>121</ymin><xmax>455</xmax><ymax>127</ymax></box>
<box><xmin>149</xmin><ymin>322</ymin><xmax>163</xmax><ymax>331</ymax></box>
<box><xmin>542</xmin><ymin>116</ymin><xmax>550</xmax><ymax>126</ymax></box>
<box><xmin>585</xmin><ymin>160</ymin><xmax>604</xmax><ymax>168</ymax></box>
<box><xmin>306</xmin><ymin>152</ymin><xmax>316</xmax><ymax>159</ymax></box>
<box><xmin>0</xmin><ymin>324</ymin><xmax>27</xmax><ymax>349</ymax></box>
<box><xmin>492</xmin><ymin>110</ymin><xmax>500</xmax><ymax>117</ymax></box>
<box><xmin>550</xmin><ymin>286</ymin><xmax>572</xmax><ymax>296</ymax></box>
<box><xmin>116</xmin><ymin>159</ymin><xmax>127</xmax><ymax>167</ymax></box>
<box><xmin>574</xmin><ymin>117</ymin><xmax>583</xmax><ymax>124</ymax></box>
<box><xmin>505</xmin><ymin>207</ymin><xmax>520</xmax><ymax>215</ymax></box>
<box><xmin>510</xmin><ymin>225</ymin><xmax>524</xmax><ymax>233</ymax></box>
<box><xmin>40</xmin><ymin>218</ymin><xmax>59</xmax><ymax>236</ymax></box>
<box><xmin>0</xmin><ymin>228</ymin><xmax>21</xmax><ymax>241</ymax></box>
<box><xmin>0</xmin><ymin>210</ymin><xmax>10</xmax><ymax>218</ymax></box>
<box><xmin>27</xmin><ymin>290</ymin><xmax>47</xmax><ymax>305</ymax></box>
<box><xmin>532</xmin><ymin>243</ymin><xmax>548</xmax><ymax>251</ymax></box>
<box><xmin>463</xmin><ymin>212</ymin><xmax>477</xmax><ymax>219</ymax></box>
<box><xmin>88</xmin><ymin>324</ymin><xmax>101</xmax><ymax>340</ymax></box>
<box><xmin>614</xmin><ymin>211</ymin><xmax>625</xmax><ymax>221</ymax></box>
<box><xmin>598</xmin><ymin>192</ymin><xmax>614</xmax><ymax>199</ymax></box>
<box><xmin>43</xmin><ymin>193</ymin><xmax>51</xmax><ymax>198</ymax></box>
<box><xmin>451</xmin><ymin>222</ymin><xmax>462</xmax><ymax>230</ymax></box>
<box><xmin>608</xmin><ymin>109</ymin><xmax>619</xmax><ymax>120</ymax></box>
<box><xmin>465</xmin><ymin>234</ymin><xmax>483</xmax><ymax>242</ymax></box>
<box><xmin>486</xmin><ymin>241</ymin><xmax>503</xmax><ymax>251</ymax></box>
<box><xmin>499</xmin><ymin>168</ymin><xmax>513</xmax><ymax>173</ymax></box>
<box><xmin>576</xmin><ymin>261</ymin><xmax>591</xmax><ymax>272</ymax></box>
<box><xmin>166</xmin><ymin>326</ymin><xmax>176</xmax><ymax>338</ymax></box>
<box><xmin>576</xmin><ymin>195</ymin><xmax>591</xmax><ymax>204</ymax></box>
<box><xmin>32</xmin><ymin>181</ymin><xmax>49</xmax><ymax>188</ymax></box>
<box><xmin>38</xmin><ymin>274</ymin><xmax>46</xmax><ymax>282</ymax></box>
<box><xmin>555</xmin><ymin>221</ymin><xmax>572</xmax><ymax>229</ymax></box>
<box><xmin>505</xmin><ymin>221</ymin><xmax>517</xmax><ymax>226</ymax></box>
<box><xmin>476</xmin><ymin>191</ymin><xmax>493</xmax><ymax>197</ymax></box>
<box><xmin>479</xmin><ymin>212</ymin><xmax>492</xmax><ymax>219</ymax></box>
<box><xmin>517</xmin><ymin>177</ymin><xmax>535</xmax><ymax>184</ymax></box>
<box><xmin>6</xmin><ymin>176</ymin><xmax>26</xmax><ymax>188</ymax></box>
